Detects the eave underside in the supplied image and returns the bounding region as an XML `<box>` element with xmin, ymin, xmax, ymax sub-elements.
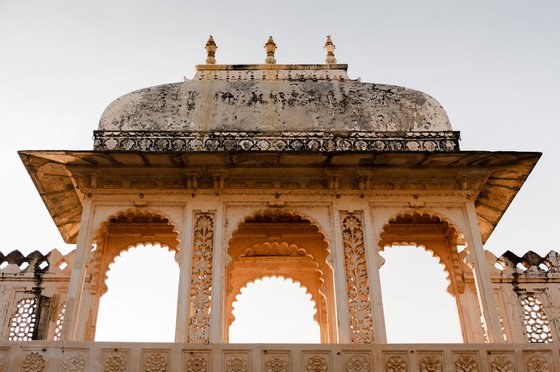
<box><xmin>18</xmin><ymin>150</ymin><xmax>541</xmax><ymax>244</ymax></box>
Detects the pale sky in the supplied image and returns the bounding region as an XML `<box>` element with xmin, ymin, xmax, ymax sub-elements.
<box><xmin>1</xmin><ymin>1</ymin><xmax>559</xmax><ymax>343</ymax></box>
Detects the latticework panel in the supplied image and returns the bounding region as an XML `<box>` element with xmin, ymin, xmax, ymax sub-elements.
<box><xmin>521</xmin><ymin>295</ymin><xmax>553</xmax><ymax>343</ymax></box>
<box><xmin>8</xmin><ymin>297</ymin><xmax>38</xmax><ymax>341</ymax></box>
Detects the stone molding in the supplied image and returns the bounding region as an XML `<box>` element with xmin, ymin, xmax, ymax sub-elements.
<box><xmin>93</xmin><ymin>131</ymin><xmax>460</xmax><ymax>153</ymax></box>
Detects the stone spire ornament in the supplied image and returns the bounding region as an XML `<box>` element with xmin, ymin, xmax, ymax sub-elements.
<box><xmin>205</xmin><ymin>35</ymin><xmax>217</xmax><ymax>64</ymax></box>
<box><xmin>264</xmin><ymin>36</ymin><xmax>277</xmax><ymax>64</ymax></box>
<box><xmin>324</xmin><ymin>35</ymin><xmax>337</xmax><ymax>64</ymax></box>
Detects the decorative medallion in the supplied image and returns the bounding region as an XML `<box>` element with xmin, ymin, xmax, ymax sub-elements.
<box><xmin>21</xmin><ymin>352</ymin><xmax>45</xmax><ymax>372</ymax></box>
<box><xmin>526</xmin><ymin>354</ymin><xmax>550</xmax><ymax>372</ymax></box>
<box><xmin>489</xmin><ymin>356</ymin><xmax>513</xmax><ymax>372</ymax></box>
<box><xmin>145</xmin><ymin>353</ymin><xmax>167</xmax><ymax>372</ymax></box>
<box><xmin>454</xmin><ymin>355</ymin><xmax>478</xmax><ymax>372</ymax></box>
<box><xmin>345</xmin><ymin>355</ymin><xmax>369</xmax><ymax>372</ymax></box>
<box><xmin>104</xmin><ymin>352</ymin><xmax>127</xmax><ymax>372</ymax></box>
<box><xmin>419</xmin><ymin>355</ymin><xmax>442</xmax><ymax>372</ymax></box>
<box><xmin>62</xmin><ymin>352</ymin><xmax>87</xmax><ymax>372</ymax></box>
<box><xmin>386</xmin><ymin>356</ymin><xmax>407</xmax><ymax>372</ymax></box>
<box><xmin>265</xmin><ymin>357</ymin><xmax>287</xmax><ymax>372</ymax></box>
<box><xmin>225</xmin><ymin>356</ymin><xmax>248</xmax><ymax>372</ymax></box>
<box><xmin>306</xmin><ymin>356</ymin><xmax>328</xmax><ymax>372</ymax></box>
<box><xmin>185</xmin><ymin>355</ymin><xmax>208</xmax><ymax>372</ymax></box>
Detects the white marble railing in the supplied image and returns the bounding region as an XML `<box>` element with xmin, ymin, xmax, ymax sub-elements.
<box><xmin>0</xmin><ymin>341</ymin><xmax>557</xmax><ymax>371</ymax></box>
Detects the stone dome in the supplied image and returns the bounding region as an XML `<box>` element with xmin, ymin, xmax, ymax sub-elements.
<box><xmin>98</xmin><ymin>65</ymin><xmax>452</xmax><ymax>133</ymax></box>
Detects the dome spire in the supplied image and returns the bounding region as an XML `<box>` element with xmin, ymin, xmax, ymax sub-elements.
<box><xmin>264</xmin><ymin>36</ymin><xmax>277</xmax><ymax>64</ymax></box>
<box><xmin>205</xmin><ymin>35</ymin><xmax>217</xmax><ymax>64</ymax></box>
<box><xmin>324</xmin><ymin>35</ymin><xmax>337</xmax><ymax>64</ymax></box>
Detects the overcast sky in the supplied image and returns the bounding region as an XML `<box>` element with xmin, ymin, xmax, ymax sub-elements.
<box><xmin>1</xmin><ymin>0</ymin><xmax>559</xmax><ymax>343</ymax></box>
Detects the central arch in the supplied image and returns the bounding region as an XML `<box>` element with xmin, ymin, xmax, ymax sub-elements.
<box><xmin>225</xmin><ymin>210</ymin><xmax>336</xmax><ymax>343</ymax></box>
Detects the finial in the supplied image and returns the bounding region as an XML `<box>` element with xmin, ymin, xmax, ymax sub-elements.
<box><xmin>264</xmin><ymin>36</ymin><xmax>277</xmax><ymax>64</ymax></box>
<box><xmin>205</xmin><ymin>35</ymin><xmax>217</xmax><ymax>64</ymax></box>
<box><xmin>324</xmin><ymin>35</ymin><xmax>337</xmax><ymax>64</ymax></box>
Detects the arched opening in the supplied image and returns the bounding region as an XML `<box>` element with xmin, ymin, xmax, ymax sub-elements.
<box><xmin>95</xmin><ymin>243</ymin><xmax>179</xmax><ymax>341</ymax></box>
<box><xmin>83</xmin><ymin>209</ymin><xmax>180</xmax><ymax>341</ymax></box>
<box><xmin>225</xmin><ymin>211</ymin><xmax>335</xmax><ymax>343</ymax></box>
<box><xmin>229</xmin><ymin>276</ymin><xmax>320</xmax><ymax>343</ymax></box>
<box><xmin>378</xmin><ymin>211</ymin><xmax>467</xmax><ymax>343</ymax></box>
<box><xmin>380</xmin><ymin>245</ymin><xmax>462</xmax><ymax>343</ymax></box>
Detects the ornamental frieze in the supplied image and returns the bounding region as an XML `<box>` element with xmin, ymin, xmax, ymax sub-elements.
<box><xmin>93</xmin><ymin>130</ymin><xmax>459</xmax><ymax>153</ymax></box>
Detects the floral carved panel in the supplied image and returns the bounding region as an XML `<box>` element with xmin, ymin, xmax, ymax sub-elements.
<box><xmin>341</xmin><ymin>213</ymin><xmax>373</xmax><ymax>343</ymax></box>
<box><xmin>188</xmin><ymin>213</ymin><xmax>215</xmax><ymax>343</ymax></box>
<box><xmin>305</xmin><ymin>356</ymin><xmax>328</xmax><ymax>372</ymax></box>
<box><xmin>263</xmin><ymin>352</ymin><xmax>291</xmax><ymax>372</ymax></box>
<box><xmin>385</xmin><ymin>354</ymin><xmax>407</xmax><ymax>372</ymax></box>
<box><xmin>524</xmin><ymin>352</ymin><xmax>552</xmax><ymax>372</ymax></box>
<box><xmin>103</xmin><ymin>351</ymin><xmax>128</xmax><ymax>372</ymax></box>
<box><xmin>453</xmin><ymin>353</ymin><xmax>479</xmax><ymax>372</ymax></box>
<box><xmin>488</xmin><ymin>354</ymin><xmax>514</xmax><ymax>372</ymax></box>
<box><xmin>343</xmin><ymin>353</ymin><xmax>371</xmax><ymax>372</ymax></box>
<box><xmin>62</xmin><ymin>351</ymin><xmax>87</xmax><ymax>372</ymax></box>
<box><xmin>184</xmin><ymin>352</ymin><xmax>210</xmax><ymax>372</ymax></box>
<box><xmin>21</xmin><ymin>352</ymin><xmax>45</xmax><ymax>372</ymax></box>
<box><xmin>224</xmin><ymin>352</ymin><xmax>250</xmax><ymax>372</ymax></box>
<box><xmin>418</xmin><ymin>354</ymin><xmax>442</xmax><ymax>372</ymax></box>
<box><xmin>143</xmin><ymin>352</ymin><xmax>168</xmax><ymax>372</ymax></box>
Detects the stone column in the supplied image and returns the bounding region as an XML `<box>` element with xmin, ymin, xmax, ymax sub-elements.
<box><xmin>184</xmin><ymin>210</ymin><xmax>216</xmax><ymax>343</ymax></box>
<box><xmin>209</xmin><ymin>205</ymin><xmax>225</xmax><ymax>343</ymax></box>
<box><xmin>331</xmin><ymin>208</ymin><xmax>351</xmax><ymax>343</ymax></box>
<box><xmin>464</xmin><ymin>201</ymin><xmax>504</xmax><ymax>343</ymax></box>
<box><xmin>363</xmin><ymin>207</ymin><xmax>388</xmax><ymax>343</ymax></box>
<box><xmin>61</xmin><ymin>197</ymin><xmax>93</xmax><ymax>341</ymax></box>
<box><xmin>174</xmin><ymin>205</ymin><xmax>193</xmax><ymax>342</ymax></box>
<box><xmin>335</xmin><ymin>204</ymin><xmax>383</xmax><ymax>344</ymax></box>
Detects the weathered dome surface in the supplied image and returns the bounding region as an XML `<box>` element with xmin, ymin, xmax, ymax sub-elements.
<box><xmin>98</xmin><ymin>66</ymin><xmax>452</xmax><ymax>133</ymax></box>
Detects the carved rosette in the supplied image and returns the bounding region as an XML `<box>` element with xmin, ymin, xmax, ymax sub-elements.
<box><xmin>62</xmin><ymin>352</ymin><xmax>87</xmax><ymax>372</ymax></box>
<box><xmin>104</xmin><ymin>352</ymin><xmax>127</xmax><ymax>372</ymax></box>
<box><xmin>489</xmin><ymin>356</ymin><xmax>513</xmax><ymax>372</ymax></box>
<box><xmin>21</xmin><ymin>352</ymin><xmax>45</xmax><ymax>372</ymax></box>
<box><xmin>225</xmin><ymin>356</ymin><xmax>248</xmax><ymax>372</ymax></box>
<box><xmin>419</xmin><ymin>355</ymin><xmax>442</xmax><ymax>372</ymax></box>
<box><xmin>385</xmin><ymin>356</ymin><xmax>407</xmax><ymax>372</ymax></box>
<box><xmin>454</xmin><ymin>355</ymin><xmax>478</xmax><ymax>372</ymax></box>
<box><xmin>306</xmin><ymin>356</ymin><xmax>328</xmax><ymax>372</ymax></box>
<box><xmin>188</xmin><ymin>214</ymin><xmax>215</xmax><ymax>343</ymax></box>
<box><xmin>341</xmin><ymin>213</ymin><xmax>373</xmax><ymax>343</ymax></box>
<box><xmin>345</xmin><ymin>356</ymin><xmax>369</xmax><ymax>372</ymax></box>
<box><xmin>266</xmin><ymin>357</ymin><xmax>288</xmax><ymax>372</ymax></box>
<box><xmin>526</xmin><ymin>354</ymin><xmax>550</xmax><ymax>372</ymax></box>
<box><xmin>185</xmin><ymin>354</ymin><xmax>209</xmax><ymax>372</ymax></box>
<box><xmin>145</xmin><ymin>353</ymin><xmax>167</xmax><ymax>372</ymax></box>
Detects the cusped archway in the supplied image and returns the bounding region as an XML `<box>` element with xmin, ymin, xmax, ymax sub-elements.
<box><xmin>83</xmin><ymin>208</ymin><xmax>180</xmax><ymax>341</ymax></box>
<box><xmin>225</xmin><ymin>210</ymin><xmax>335</xmax><ymax>343</ymax></box>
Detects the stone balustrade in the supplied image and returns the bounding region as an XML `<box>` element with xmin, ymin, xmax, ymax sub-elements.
<box><xmin>0</xmin><ymin>341</ymin><xmax>557</xmax><ymax>371</ymax></box>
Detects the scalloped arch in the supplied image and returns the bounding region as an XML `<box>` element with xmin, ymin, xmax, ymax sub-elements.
<box><xmin>379</xmin><ymin>210</ymin><xmax>467</xmax><ymax>295</ymax></box>
<box><xmin>97</xmin><ymin>241</ymin><xmax>178</xmax><ymax>297</ymax></box>
<box><xmin>227</xmin><ymin>208</ymin><xmax>331</xmax><ymax>259</ymax></box>
<box><xmin>230</xmin><ymin>275</ymin><xmax>321</xmax><ymax>326</ymax></box>
<box><xmin>93</xmin><ymin>207</ymin><xmax>181</xmax><ymax>243</ymax></box>
<box><xmin>380</xmin><ymin>209</ymin><xmax>466</xmax><ymax>247</ymax></box>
